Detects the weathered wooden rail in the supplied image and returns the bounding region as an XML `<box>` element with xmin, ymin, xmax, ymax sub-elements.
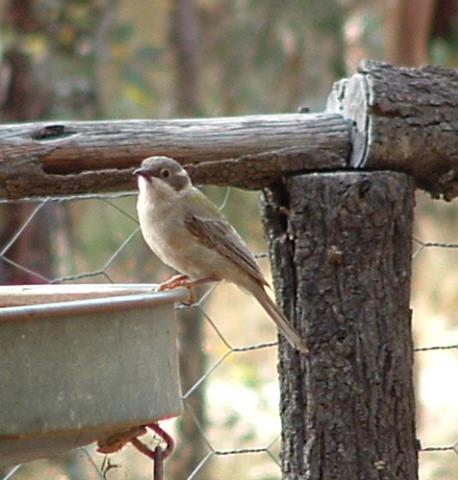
<box><xmin>0</xmin><ymin>60</ymin><xmax>456</xmax><ymax>199</ymax></box>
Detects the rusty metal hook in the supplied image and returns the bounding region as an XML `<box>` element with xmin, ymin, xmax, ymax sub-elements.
<box><xmin>97</xmin><ymin>422</ymin><xmax>174</xmax><ymax>480</ymax></box>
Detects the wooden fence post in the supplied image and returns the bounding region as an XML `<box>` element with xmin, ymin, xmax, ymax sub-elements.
<box><xmin>262</xmin><ymin>171</ymin><xmax>417</xmax><ymax>480</ymax></box>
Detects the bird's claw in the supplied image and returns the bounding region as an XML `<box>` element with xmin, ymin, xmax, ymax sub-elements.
<box><xmin>157</xmin><ymin>274</ymin><xmax>190</xmax><ymax>291</ymax></box>
<box><xmin>158</xmin><ymin>274</ymin><xmax>196</xmax><ymax>305</ymax></box>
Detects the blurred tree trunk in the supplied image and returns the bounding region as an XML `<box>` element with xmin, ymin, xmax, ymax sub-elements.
<box><xmin>171</xmin><ymin>0</ymin><xmax>202</xmax><ymax>116</ymax></box>
<box><xmin>385</xmin><ymin>0</ymin><xmax>436</xmax><ymax>65</ymax></box>
<box><xmin>168</xmin><ymin>2</ymin><xmax>209</xmax><ymax>480</ymax></box>
<box><xmin>0</xmin><ymin>1</ymin><xmax>114</xmax><ymax>286</ymax></box>
<box><xmin>0</xmin><ymin>0</ymin><xmax>54</xmax><ymax>285</ymax></box>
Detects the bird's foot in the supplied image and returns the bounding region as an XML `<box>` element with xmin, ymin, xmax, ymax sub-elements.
<box><xmin>158</xmin><ymin>275</ymin><xmax>219</xmax><ymax>306</ymax></box>
<box><xmin>158</xmin><ymin>274</ymin><xmax>190</xmax><ymax>291</ymax></box>
<box><xmin>158</xmin><ymin>274</ymin><xmax>196</xmax><ymax>305</ymax></box>
<box><xmin>181</xmin><ymin>284</ymin><xmax>196</xmax><ymax>306</ymax></box>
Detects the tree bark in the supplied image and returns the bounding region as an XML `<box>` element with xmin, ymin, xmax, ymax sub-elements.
<box><xmin>261</xmin><ymin>171</ymin><xmax>417</xmax><ymax>480</ymax></box>
<box><xmin>327</xmin><ymin>60</ymin><xmax>458</xmax><ymax>200</ymax></box>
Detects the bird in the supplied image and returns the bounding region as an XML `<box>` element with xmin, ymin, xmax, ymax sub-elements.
<box><xmin>133</xmin><ymin>156</ymin><xmax>308</xmax><ymax>353</ymax></box>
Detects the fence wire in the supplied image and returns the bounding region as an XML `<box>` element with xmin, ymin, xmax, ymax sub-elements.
<box><xmin>0</xmin><ymin>191</ymin><xmax>281</xmax><ymax>480</ymax></box>
<box><xmin>0</xmin><ymin>191</ymin><xmax>456</xmax><ymax>480</ymax></box>
<box><xmin>411</xmin><ymin>228</ymin><xmax>458</xmax><ymax>479</ymax></box>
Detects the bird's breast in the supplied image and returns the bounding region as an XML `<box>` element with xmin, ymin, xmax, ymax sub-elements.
<box><xmin>137</xmin><ymin>193</ymin><xmax>223</xmax><ymax>279</ymax></box>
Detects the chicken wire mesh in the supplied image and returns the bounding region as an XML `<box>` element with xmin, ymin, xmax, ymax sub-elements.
<box><xmin>0</xmin><ymin>189</ymin><xmax>456</xmax><ymax>480</ymax></box>
<box><xmin>0</xmin><ymin>190</ymin><xmax>281</xmax><ymax>480</ymax></box>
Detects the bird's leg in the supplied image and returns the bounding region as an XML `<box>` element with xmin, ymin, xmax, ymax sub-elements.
<box><xmin>182</xmin><ymin>276</ymin><xmax>221</xmax><ymax>305</ymax></box>
<box><xmin>158</xmin><ymin>275</ymin><xmax>219</xmax><ymax>306</ymax></box>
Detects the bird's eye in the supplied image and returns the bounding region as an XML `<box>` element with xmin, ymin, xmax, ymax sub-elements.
<box><xmin>160</xmin><ymin>168</ymin><xmax>171</xmax><ymax>179</ymax></box>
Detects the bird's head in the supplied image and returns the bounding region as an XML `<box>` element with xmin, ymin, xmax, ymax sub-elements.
<box><xmin>134</xmin><ymin>156</ymin><xmax>191</xmax><ymax>198</ymax></box>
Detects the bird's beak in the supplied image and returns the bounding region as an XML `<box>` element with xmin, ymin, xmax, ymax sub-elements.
<box><xmin>133</xmin><ymin>167</ymin><xmax>148</xmax><ymax>177</ymax></box>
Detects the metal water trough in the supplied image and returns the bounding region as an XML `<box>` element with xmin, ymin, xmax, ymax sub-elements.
<box><xmin>0</xmin><ymin>284</ymin><xmax>186</xmax><ymax>467</ymax></box>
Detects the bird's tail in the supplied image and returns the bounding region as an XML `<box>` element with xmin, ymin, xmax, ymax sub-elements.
<box><xmin>250</xmin><ymin>282</ymin><xmax>308</xmax><ymax>354</ymax></box>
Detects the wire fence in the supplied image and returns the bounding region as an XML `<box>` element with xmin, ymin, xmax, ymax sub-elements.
<box><xmin>0</xmin><ymin>190</ymin><xmax>457</xmax><ymax>480</ymax></box>
<box><xmin>0</xmin><ymin>191</ymin><xmax>281</xmax><ymax>480</ymax></box>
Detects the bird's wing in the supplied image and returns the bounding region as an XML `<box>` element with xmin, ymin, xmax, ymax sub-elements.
<box><xmin>184</xmin><ymin>213</ymin><xmax>268</xmax><ymax>287</ymax></box>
